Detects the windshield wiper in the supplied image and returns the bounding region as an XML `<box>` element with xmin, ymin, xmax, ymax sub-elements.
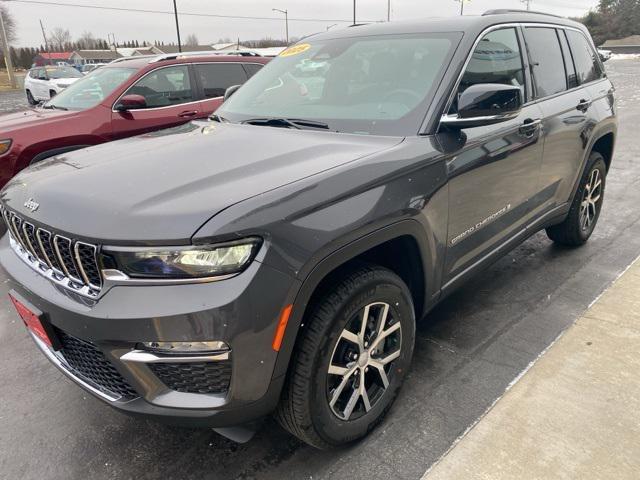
<box><xmin>241</xmin><ymin>117</ymin><xmax>331</xmax><ymax>131</ymax></box>
<box><xmin>42</xmin><ymin>104</ymin><xmax>68</xmax><ymax>111</ymax></box>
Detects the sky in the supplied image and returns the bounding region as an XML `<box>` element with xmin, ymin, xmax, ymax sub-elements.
<box><xmin>3</xmin><ymin>0</ymin><xmax>600</xmax><ymax>48</ymax></box>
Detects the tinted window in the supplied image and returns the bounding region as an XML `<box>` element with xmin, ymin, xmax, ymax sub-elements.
<box><xmin>243</xmin><ymin>63</ymin><xmax>263</xmax><ymax>78</ymax></box>
<box><xmin>195</xmin><ymin>63</ymin><xmax>248</xmax><ymax>98</ymax></box>
<box><xmin>126</xmin><ymin>65</ymin><xmax>193</xmax><ymax>107</ymax></box>
<box><xmin>524</xmin><ymin>27</ymin><xmax>567</xmax><ymax>98</ymax></box>
<box><xmin>566</xmin><ymin>30</ymin><xmax>603</xmax><ymax>84</ymax></box>
<box><xmin>454</xmin><ymin>28</ymin><xmax>525</xmax><ymax>111</ymax></box>
<box><xmin>558</xmin><ymin>30</ymin><xmax>578</xmax><ymax>89</ymax></box>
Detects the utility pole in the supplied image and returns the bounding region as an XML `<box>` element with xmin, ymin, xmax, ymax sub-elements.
<box><xmin>521</xmin><ymin>0</ymin><xmax>532</xmax><ymax>10</ymax></box>
<box><xmin>272</xmin><ymin>8</ymin><xmax>289</xmax><ymax>45</ymax></box>
<box><xmin>172</xmin><ymin>0</ymin><xmax>182</xmax><ymax>52</ymax></box>
<box><xmin>455</xmin><ymin>0</ymin><xmax>468</xmax><ymax>15</ymax></box>
<box><xmin>353</xmin><ymin>0</ymin><xmax>357</xmax><ymax>25</ymax></box>
<box><xmin>39</xmin><ymin>19</ymin><xmax>52</xmax><ymax>65</ymax></box>
<box><xmin>0</xmin><ymin>7</ymin><xmax>16</xmax><ymax>88</ymax></box>
<box><xmin>387</xmin><ymin>0</ymin><xmax>391</xmax><ymax>21</ymax></box>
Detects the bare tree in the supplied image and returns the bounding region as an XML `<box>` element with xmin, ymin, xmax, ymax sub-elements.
<box><xmin>78</xmin><ymin>31</ymin><xmax>99</xmax><ymax>49</ymax></box>
<box><xmin>0</xmin><ymin>5</ymin><xmax>17</xmax><ymax>51</ymax></box>
<box><xmin>49</xmin><ymin>27</ymin><xmax>72</xmax><ymax>50</ymax></box>
<box><xmin>185</xmin><ymin>34</ymin><xmax>199</xmax><ymax>46</ymax></box>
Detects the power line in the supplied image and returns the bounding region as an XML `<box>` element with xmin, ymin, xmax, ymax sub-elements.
<box><xmin>2</xmin><ymin>0</ymin><xmax>375</xmax><ymax>23</ymax></box>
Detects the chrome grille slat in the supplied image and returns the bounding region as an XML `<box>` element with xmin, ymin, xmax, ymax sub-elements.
<box><xmin>1</xmin><ymin>207</ymin><xmax>102</xmax><ymax>297</ymax></box>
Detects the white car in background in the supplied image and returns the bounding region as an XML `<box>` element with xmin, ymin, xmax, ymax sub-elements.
<box><xmin>24</xmin><ymin>65</ymin><xmax>84</xmax><ymax>105</ymax></box>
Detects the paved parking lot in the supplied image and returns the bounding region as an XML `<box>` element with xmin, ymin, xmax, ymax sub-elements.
<box><xmin>1</xmin><ymin>57</ymin><xmax>639</xmax><ymax>480</ymax></box>
<box><xmin>0</xmin><ymin>89</ymin><xmax>27</xmax><ymax>114</ymax></box>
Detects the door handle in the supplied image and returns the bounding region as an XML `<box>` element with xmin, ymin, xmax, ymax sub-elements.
<box><xmin>178</xmin><ymin>110</ymin><xmax>198</xmax><ymax>118</ymax></box>
<box><xmin>576</xmin><ymin>99</ymin><xmax>592</xmax><ymax>112</ymax></box>
<box><xmin>518</xmin><ymin>118</ymin><xmax>541</xmax><ymax>137</ymax></box>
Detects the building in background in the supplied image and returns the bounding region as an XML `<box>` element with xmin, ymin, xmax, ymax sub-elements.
<box><xmin>32</xmin><ymin>52</ymin><xmax>72</xmax><ymax>66</ymax></box>
<box><xmin>600</xmin><ymin>35</ymin><xmax>640</xmax><ymax>54</ymax></box>
<box><xmin>69</xmin><ymin>49</ymin><xmax>121</xmax><ymax>65</ymax></box>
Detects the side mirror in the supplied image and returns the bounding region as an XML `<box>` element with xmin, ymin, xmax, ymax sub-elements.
<box><xmin>223</xmin><ymin>84</ymin><xmax>242</xmax><ymax>102</ymax></box>
<box><xmin>441</xmin><ymin>83</ymin><xmax>522</xmax><ymax>130</ymax></box>
<box><xmin>114</xmin><ymin>94</ymin><xmax>147</xmax><ymax>111</ymax></box>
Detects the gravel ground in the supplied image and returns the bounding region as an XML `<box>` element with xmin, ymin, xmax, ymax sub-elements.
<box><xmin>0</xmin><ymin>58</ymin><xmax>639</xmax><ymax>480</ymax></box>
<box><xmin>0</xmin><ymin>89</ymin><xmax>28</xmax><ymax>114</ymax></box>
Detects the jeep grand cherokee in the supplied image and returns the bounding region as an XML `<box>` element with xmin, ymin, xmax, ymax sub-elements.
<box><xmin>0</xmin><ymin>11</ymin><xmax>616</xmax><ymax>449</ymax></box>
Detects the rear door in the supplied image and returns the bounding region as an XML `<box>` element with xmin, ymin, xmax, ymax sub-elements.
<box><xmin>523</xmin><ymin>26</ymin><xmax>601</xmax><ymax>217</ymax></box>
<box><xmin>193</xmin><ymin>62</ymin><xmax>250</xmax><ymax>115</ymax></box>
<box><xmin>31</xmin><ymin>68</ymin><xmax>48</xmax><ymax>99</ymax></box>
<box><xmin>110</xmin><ymin>64</ymin><xmax>203</xmax><ymax>139</ymax></box>
<box><xmin>443</xmin><ymin>27</ymin><xmax>545</xmax><ymax>283</ymax></box>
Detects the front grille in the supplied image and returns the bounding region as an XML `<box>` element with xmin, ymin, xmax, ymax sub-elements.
<box><xmin>1</xmin><ymin>206</ymin><xmax>103</xmax><ymax>296</ymax></box>
<box><xmin>149</xmin><ymin>361</ymin><xmax>232</xmax><ymax>395</ymax></box>
<box><xmin>57</xmin><ymin>329</ymin><xmax>138</xmax><ymax>400</ymax></box>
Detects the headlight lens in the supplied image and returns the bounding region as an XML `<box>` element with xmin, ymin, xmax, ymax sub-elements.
<box><xmin>0</xmin><ymin>139</ymin><xmax>12</xmax><ymax>156</ymax></box>
<box><xmin>106</xmin><ymin>237</ymin><xmax>261</xmax><ymax>279</ymax></box>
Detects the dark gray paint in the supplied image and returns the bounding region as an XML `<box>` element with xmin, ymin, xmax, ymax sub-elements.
<box><xmin>0</xmin><ymin>12</ymin><xmax>617</xmax><ymax>439</ymax></box>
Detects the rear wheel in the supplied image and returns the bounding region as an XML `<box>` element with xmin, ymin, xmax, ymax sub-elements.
<box><xmin>26</xmin><ymin>90</ymin><xmax>37</xmax><ymax>105</ymax></box>
<box><xmin>546</xmin><ymin>151</ymin><xmax>607</xmax><ymax>246</ymax></box>
<box><xmin>276</xmin><ymin>264</ymin><xmax>415</xmax><ymax>449</ymax></box>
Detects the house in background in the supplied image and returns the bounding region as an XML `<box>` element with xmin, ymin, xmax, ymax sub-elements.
<box><xmin>116</xmin><ymin>46</ymin><xmax>163</xmax><ymax>57</ymax></box>
<box><xmin>600</xmin><ymin>35</ymin><xmax>640</xmax><ymax>54</ymax></box>
<box><xmin>32</xmin><ymin>52</ymin><xmax>72</xmax><ymax>66</ymax></box>
<box><xmin>69</xmin><ymin>49</ymin><xmax>121</xmax><ymax>66</ymax></box>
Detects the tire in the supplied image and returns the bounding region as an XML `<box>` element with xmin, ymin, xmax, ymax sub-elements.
<box><xmin>26</xmin><ymin>90</ymin><xmax>37</xmax><ymax>106</ymax></box>
<box><xmin>546</xmin><ymin>151</ymin><xmax>607</xmax><ymax>246</ymax></box>
<box><xmin>49</xmin><ymin>90</ymin><xmax>57</xmax><ymax>99</ymax></box>
<box><xmin>276</xmin><ymin>264</ymin><xmax>415</xmax><ymax>449</ymax></box>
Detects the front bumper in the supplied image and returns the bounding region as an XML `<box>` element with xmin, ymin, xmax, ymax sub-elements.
<box><xmin>0</xmin><ymin>235</ymin><xmax>297</xmax><ymax>428</ymax></box>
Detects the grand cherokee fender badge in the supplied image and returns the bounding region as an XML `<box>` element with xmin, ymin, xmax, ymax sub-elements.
<box><xmin>451</xmin><ymin>204</ymin><xmax>512</xmax><ymax>246</ymax></box>
<box><xmin>23</xmin><ymin>198</ymin><xmax>39</xmax><ymax>212</ymax></box>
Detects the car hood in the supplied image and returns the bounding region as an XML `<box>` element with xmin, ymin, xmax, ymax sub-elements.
<box><xmin>52</xmin><ymin>77</ymin><xmax>80</xmax><ymax>86</ymax></box>
<box><xmin>0</xmin><ymin>108</ymin><xmax>77</xmax><ymax>132</ymax></box>
<box><xmin>1</xmin><ymin>121</ymin><xmax>403</xmax><ymax>244</ymax></box>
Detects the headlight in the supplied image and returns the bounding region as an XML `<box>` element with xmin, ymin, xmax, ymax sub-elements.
<box><xmin>105</xmin><ymin>237</ymin><xmax>261</xmax><ymax>279</ymax></box>
<box><xmin>55</xmin><ymin>83</ymin><xmax>68</xmax><ymax>89</ymax></box>
<box><xmin>0</xmin><ymin>139</ymin><xmax>12</xmax><ymax>156</ymax></box>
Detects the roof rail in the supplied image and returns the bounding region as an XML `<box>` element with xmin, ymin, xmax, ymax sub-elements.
<box><xmin>483</xmin><ymin>9</ymin><xmax>562</xmax><ymax>18</ymax></box>
<box><xmin>148</xmin><ymin>50</ymin><xmax>262</xmax><ymax>63</ymax></box>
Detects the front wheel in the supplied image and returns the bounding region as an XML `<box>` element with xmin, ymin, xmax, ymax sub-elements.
<box><xmin>546</xmin><ymin>151</ymin><xmax>607</xmax><ymax>246</ymax></box>
<box><xmin>26</xmin><ymin>90</ymin><xmax>37</xmax><ymax>105</ymax></box>
<box><xmin>276</xmin><ymin>264</ymin><xmax>415</xmax><ymax>449</ymax></box>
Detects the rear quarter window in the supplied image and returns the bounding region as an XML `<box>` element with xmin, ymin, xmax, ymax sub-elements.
<box><xmin>566</xmin><ymin>30</ymin><xmax>604</xmax><ymax>84</ymax></box>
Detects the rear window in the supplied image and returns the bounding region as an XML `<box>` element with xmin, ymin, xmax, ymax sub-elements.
<box><xmin>45</xmin><ymin>66</ymin><xmax>83</xmax><ymax>79</ymax></box>
<box><xmin>566</xmin><ymin>30</ymin><xmax>603</xmax><ymax>84</ymax></box>
<box><xmin>524</xmin><ymin>27</ymin><xmax>567</xmax><ymax>98</ymax></box>
<box><xmin>195</xmin><ymin>63</ymin><xmax>248</xmax><ymax>98</ymax></box>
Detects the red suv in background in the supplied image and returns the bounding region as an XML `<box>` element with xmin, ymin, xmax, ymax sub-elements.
<box><xmin>0</xmin><ymin>53</ymin><xmax>269</xmax><ymax>187</ymax></box>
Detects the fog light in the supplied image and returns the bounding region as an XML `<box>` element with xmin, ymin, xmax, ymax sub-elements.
<box><xmin>142</xmin><ymin>340</ymin><xmax>229</xmax><ymax>353</ymax></box>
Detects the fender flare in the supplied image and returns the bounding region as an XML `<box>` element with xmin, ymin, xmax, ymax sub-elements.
<box><xmin>271</xmin><ymin>218</ymin><xmax>435</xmax><ymax>379</ymax></box>
<box><xmin>29</xmin><ymin>145</ymin><xmax>92</xmax><ymax>165</ymax></box>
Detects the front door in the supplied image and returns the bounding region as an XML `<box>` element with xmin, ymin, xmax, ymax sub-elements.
<box><xmin>442</xmin><ymin>27</ymin><xmax>545</xmax><ymax>283</ymax></box>
<box><xmin>110</xmin><ymin>64</ymin><xmax>203</xmax><ymax>139</ymax></box>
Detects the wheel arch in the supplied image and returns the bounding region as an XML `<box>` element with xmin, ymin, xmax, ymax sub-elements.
<box><xmin>271</xmin><ymin>219</ymin><xmax>434</xmax><ymax>379</ymax></box>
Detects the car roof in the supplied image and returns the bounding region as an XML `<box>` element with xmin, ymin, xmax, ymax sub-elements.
<box><xmin>104</xmin><ymin>54</ymin><xmax>270</xmax><ymax>70</ymax></box>
<box><xmin>310</xmin><ymin>11</ymin><xmax>587</xmax><ymax>41</ymax></box>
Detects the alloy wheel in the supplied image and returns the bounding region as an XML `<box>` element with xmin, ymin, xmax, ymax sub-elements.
<box><xmin>327</xmin><ymin>302</ymin><xmax>402</xmax><ymax>421</ymax></box>
<box><xmin>580</xmin><ymin>167</ymin><xmax>602</xmax><ymax>231</ymax></box>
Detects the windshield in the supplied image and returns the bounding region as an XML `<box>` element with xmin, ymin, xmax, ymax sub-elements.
<box><xmin>46</xmin><ymin>66</ymin><xmax>83</xmax><ymax>79</ymax></box>
<box><xmin>46</xmin><ymin>67</ymin><xmax>137</xmax><ymax>111</ymax></box>
<box><xmin>218</xmin><ymin>33</ymin><xmax>460</xmax><ymax>136</ymax></box>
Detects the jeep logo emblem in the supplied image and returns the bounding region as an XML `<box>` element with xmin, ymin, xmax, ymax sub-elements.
<box><xmin>23</xmin><ymin>198</ymin><xmax>39</xmax><ymax>212</ymax></box>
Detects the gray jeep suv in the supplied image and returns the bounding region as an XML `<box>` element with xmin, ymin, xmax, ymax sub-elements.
<box><xmin>1</xmin><ymin>10</ymin><xmax>615</xmax><ymax>449</ymax></box>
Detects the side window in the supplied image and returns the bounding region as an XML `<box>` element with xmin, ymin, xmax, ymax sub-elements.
<box><xmin>125</xmin><ymin>65</ymin><xmax>193</xmax><ymax>108</ymax></box>
<box><xmin>451</xmin><ymin>28</ymin><xmax>525</xmax><ymax>113</ymax></box>
<box><xmin>565</xmin><ymin>29</ymin><xmax>603</xmax><ymax>84</ymax></box>
<box><xmin>558</xmin><ymin>30</ymin><xmax>578</xmax><ymax>89</ymax></box>
<box><xmin>194</xmin><ymin>63</ymin><xmax>248</xmax><ymax>99</ymax></box>
<box><xmin>524</xmin><ymin>27</ymin><xmax>568</xmax><ymax>98</ymax></box>
<box><xmin>243</xmin><ymin>63</ymin><xmax>263</xmax><ymax>78</ymax></box>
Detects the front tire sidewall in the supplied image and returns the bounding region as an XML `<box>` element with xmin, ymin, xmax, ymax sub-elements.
<box><xmin>309</xmin><ymin>281</ymin><xmax>415</xmax><ymax>445</ymax></box>
<box><xmin>576</xmin><ymin>156</ymin><xmax>607</xmax><ymax>242</ymax></box>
